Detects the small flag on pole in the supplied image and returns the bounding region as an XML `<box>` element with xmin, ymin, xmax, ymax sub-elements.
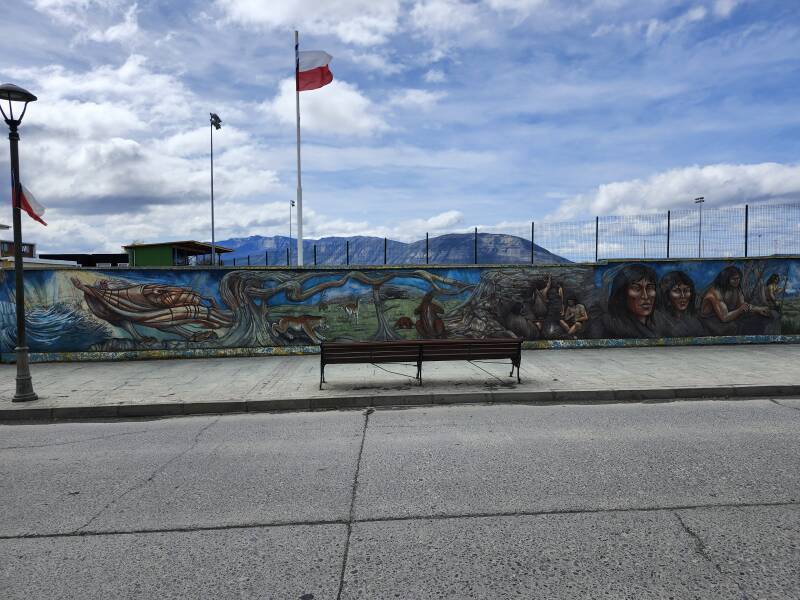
<box><xmin>10</xmin><ymin>180</ymin><xmax>47</xmax><ymax>226</ymax></box>
<box><xmin>297</xmin><ymin>51</ymin><xmax>333</xmax><ymax>91</ymax></box>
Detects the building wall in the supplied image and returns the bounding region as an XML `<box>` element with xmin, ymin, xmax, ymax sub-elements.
<box><xmin>128</xmin><ymin>246</ymin><xmax>173</xmax><ymax>267</ymax></box>
<box><xmin>1</xmin><ymin>258</ymin><xmax>798</xmax><ymax>361</ymax></box>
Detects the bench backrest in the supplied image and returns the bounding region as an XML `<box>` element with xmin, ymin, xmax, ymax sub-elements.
<box><xmin>321</xmin><ymin>338</ymin><xmax>521</xmax><ymax>364</ymax></box>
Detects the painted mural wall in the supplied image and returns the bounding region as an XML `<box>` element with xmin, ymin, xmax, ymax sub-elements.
<box><xmin>1</xmin><ymin>258</ymin><xmax>798</xmax><ymax>358</ymax></box>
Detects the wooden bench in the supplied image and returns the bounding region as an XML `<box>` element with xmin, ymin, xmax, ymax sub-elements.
<box><xmin>319</xmin><ymin>338</ymin><xmax>522</xmax><ymax>389</ymax></box>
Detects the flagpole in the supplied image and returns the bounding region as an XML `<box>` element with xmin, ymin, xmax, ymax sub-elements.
<box><xmin>294</xmin><ymin>30</ymin><xmax>304</xmax><ymax>267</ymax></box>
<box><xmin>210</xmin><ymin>117</ymin><xmax>216</xmax><ymax>266</ymax></box>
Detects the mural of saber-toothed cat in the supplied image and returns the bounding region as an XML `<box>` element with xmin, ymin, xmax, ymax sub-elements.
<box><xmin>70</xmin><ymin>277</ymin><xmax>234</xmax><ymax>342</ymax></box>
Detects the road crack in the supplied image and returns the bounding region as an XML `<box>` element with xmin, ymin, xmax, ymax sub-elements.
<box><xmin>71</xmin><ymin>416</ymin><xmax>221</xmax><ymax>534</ymax></box>
<box><xmin>770</xmin><ymin>399</ymin><xmax>800</xmax><ymax>413</ymax></box>
<box><xmin>336</xmin><ymin>407</ymin><xmax>372</xmax><ymax>600</ymax></box>
<box><xmin>673</xmin><ymin>511</ymin><xmax>750</xmax><ymax>600</ymax></box>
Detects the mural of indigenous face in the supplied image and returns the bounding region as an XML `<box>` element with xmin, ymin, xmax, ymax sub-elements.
<box><xmin>660</xmin><ymin>271</ymin><xmax>695</xmax><ymax>316</ymax></box>
<box><xmin>614</xmin><ymin>265</ymin><xmax>657</xmax><ymax>322</ymax></box>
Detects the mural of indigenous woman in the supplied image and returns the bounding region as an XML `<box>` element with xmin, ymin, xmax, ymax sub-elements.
<box><xmin>699</xmin><ymin>266</ymin><xmax>771</xmax><ymax>336</ymax></box>
<box><xmin>656</xmin><ymin>270</ymin><xmax>703</xmax><ymax>337</ymax></box>
<box><xmin>602</xmin><ymin>264</ymin><xmax>660</xmax><ymax>339</ymax></box>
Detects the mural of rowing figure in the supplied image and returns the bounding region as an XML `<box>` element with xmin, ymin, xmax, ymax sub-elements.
<box><xmin>342</xmin><ymin>297</ymin><xmax>360</xmax><ymax>324</ymax></box>
<box><xmin>414</xmin><ymin>291</ymin><xmax>446</xmax><ymax>338</ymax></box>
<box><xmin>70</xmin><ymin>277</ymin><xmax>234</xmax><ymax>343</ymax></box>
<box><xmin>271</xmin><ymin>315</ymin><xmax>328</xmax><ymax>344</ymax></box>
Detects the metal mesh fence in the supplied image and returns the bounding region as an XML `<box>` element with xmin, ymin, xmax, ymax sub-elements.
<box><xmin>534</xmin><ymin>219</ymin><xmax>596</xmax><ymax>263</ymax></box>
<box><xmin>748</xmin><ymin>203</ymin><xmax>800</xmax><ymax>257</ymax></box>
<box><xmin>597</xmin><ymin>213</ymin><xmax>668</xmax><ymax>260</ymax></box>
<box><xmin>193</xmin><ymin>202</ymin><xmax>799</xmax><ymax>267</ymax></box>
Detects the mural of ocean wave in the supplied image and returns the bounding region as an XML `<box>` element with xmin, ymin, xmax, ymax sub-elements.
<box><xmin>0</xmin><ymin>301</ymin><xmax>111</xmax><ymax>353</ymax></box>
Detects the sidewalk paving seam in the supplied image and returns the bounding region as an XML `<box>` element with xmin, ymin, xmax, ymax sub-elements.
<box><xmin>3</xmin><ymin>500</ymin><xmax>797</xmax><ymax>542</ymax></box>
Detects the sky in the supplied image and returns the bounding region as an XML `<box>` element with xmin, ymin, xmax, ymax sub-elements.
<box><xmin>0</xmin><ymin>0</ymin><xmax>799</xmax><ymax>253</ymax></box>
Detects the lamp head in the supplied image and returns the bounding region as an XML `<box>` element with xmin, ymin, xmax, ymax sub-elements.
<box><xmin>0</xmin><ymin>83</ymin><xmax>37</xmax><ymax>126</ymax></box>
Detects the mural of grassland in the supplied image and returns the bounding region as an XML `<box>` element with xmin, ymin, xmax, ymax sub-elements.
<box><xmin>0</xmin><ymin>257</ymin><xmax>797</xmax><ymax>358</ymax></box>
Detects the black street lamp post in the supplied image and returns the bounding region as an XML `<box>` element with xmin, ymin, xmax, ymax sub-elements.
<box><xmin>0</xmin><ymin>83</ymin><xmax>38</xmax><ymax>402</ymax></box>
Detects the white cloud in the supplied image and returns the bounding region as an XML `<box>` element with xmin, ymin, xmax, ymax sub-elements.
<box><xmin>388</xmin><ymin>88</ymin><xmax>446</xmax><ymax>110</ymax></box>
<box><xmin>0</xmin><ymin>56</ymin><xmax>283</xmax><ymax>245</ymax></box>
<box><xmin>484</xmin><ymin>0</ymin><xmax>547</xmax><ymax>13</ymax></box>
<box><xmin>215</xmin><ymin>0</ymin><xmax>402</xmax><ymax>45</ymax></box>
<box><xmin>31</xmin><ymin>0</ymin><xmax>95</xmax><ymax>25</ymax></box>
<box><xmin>713</xmin><ymin>0</ymin><xmax>740</xmax><ymax>18</ymax></box>
<box><xmin>87</xmin><ymin>3</ymin><xmax>139</xmax><ymax>43</ymax></box>
<box><xmin>423</xmin><ymin>69</ymin><xmax>445</xmax><ymax>83</ymax></box>
<box><xmin>551</xmin><ymin>162</ymin><xmax>800</xmax><ymax>220</ymax></box>
<box><xmin>344</xmin><ymin>51</ymin><xmax>406</xmax><ymax>74</ymax></box>
<box><xmin>410</xmin><ymin>0</ymin><xmax>481</xmax><ymax>34</ymax></box>
<box><xmin>263</xmin><ymin>78</ymin><xmax>390</xmax><ymax>137</ymax></box>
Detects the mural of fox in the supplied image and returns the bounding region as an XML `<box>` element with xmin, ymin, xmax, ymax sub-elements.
<box><xmin>271</xmin><ymin>315</ymin><xmax>329</xmax><ymax>344</ymax></box>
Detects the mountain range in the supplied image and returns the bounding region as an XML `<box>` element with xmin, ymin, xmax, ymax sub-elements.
<box><xmin>214</xmin><ymin>233</ymin><xmax>568</xmax><ymax>266</ymax></box>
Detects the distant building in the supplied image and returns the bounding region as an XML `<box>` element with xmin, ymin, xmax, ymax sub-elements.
<box><xmin>123</xmin><ymin>241</ymin><xmax>233</xmax><ymax>267</ymax></box>
<box><xmin>0</xmin><ymin>239</ymin><xmax>36</xmax><ymax>258</ymax></box>
<box><xmin>39</xmin><ymin>253</ymin><xmax>129</xmax><ymax>267</ymax></box>
<box><xmin>0</xmin><ymin>256</ymin><xmax>79</xmax><ymax>269</ymax></box>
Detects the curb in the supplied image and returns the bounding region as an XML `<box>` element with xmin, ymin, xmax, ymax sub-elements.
<box><xmin>1</xmin><ymin>384</ymin><xmax>799</xmax><ymax>421</ymax></box>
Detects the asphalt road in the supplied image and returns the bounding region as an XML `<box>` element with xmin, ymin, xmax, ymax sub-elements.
<box><xmin>2</xmin><ymin>399</ymin><xmax>799</xmax><ymax>599</ymax></box>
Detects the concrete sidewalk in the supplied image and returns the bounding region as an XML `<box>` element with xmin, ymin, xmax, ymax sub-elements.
<box><xmin>1</xmin><ymin>344</ymin><xmax>799</xmax><ymax>420</ymax></box>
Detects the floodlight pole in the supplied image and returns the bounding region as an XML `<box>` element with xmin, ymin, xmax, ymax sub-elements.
<box><xmin>694</xmin><ymin>196</ymin><xmax>705</xmax><ymax>258</ymax></box>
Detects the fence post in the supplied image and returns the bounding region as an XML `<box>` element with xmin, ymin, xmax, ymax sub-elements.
<box><xmin>744</xmin><ymin>204</ymin><xmax>749</xmax><ymax>257</ymax></box>
<box><xmin>265</xmin><ymin>251</ymin><xmax>268</xmax><ymax>266</ymax></box>
<box><xmin>314</xmin><ymin>244</ymin><xmax>317</xmax><ymax>265</ymax></box>
<box><xmin>247</xmin><ymin>255</ymin><xmax>250</xmax><ymax>266</ymax></box>
<box><xmin>384</xmin><ymin>237</ymin><xmax>387</xmax><ymax>265</ymax></box>
<box><xmin>474</xmin><ymin>227</ymin><xmax>478</xmax><ymax>264</ymax></box>
<box><xmin>286</xmin><ymin>247</ymin><xmax>290</xmax><ymax>266</ymax></box>
<box><xmin>666</xmin><ymin>210</ymin><xmax>671</xmax><ymax>259</ymax></box>
<box><xmin>594</xmin><ymin>216</ymin><xmax>599</xmax><ymax>262</ymax></box>
<box><xmin>426</xmin><ymin>232</ymin><xmax>429</xmax><ymax>265</ymax></box>
<box><xmin>233</xmin><ymin>257</ymin><xmax>236</xmax><ymax>266</ymax></box>
<box><xmin>531</xmin><ymin>221</ymin><xmax>535</xmax><ymax>264</ymax></box>
<box><xmin>346</xmin><ymin>240</ymin><xmax>350</xmax><ymax>266</ymax></box>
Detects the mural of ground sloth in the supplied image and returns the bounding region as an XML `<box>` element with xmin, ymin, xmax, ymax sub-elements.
<box><xmin>71</xmin><ymin>278</ymin><xmax>234</xmax><ymax>342</ymax></box>
<box><xmin>444</xmin><ymin>267</ymin><xmax>596</xmax><ymax>340</ymax></box>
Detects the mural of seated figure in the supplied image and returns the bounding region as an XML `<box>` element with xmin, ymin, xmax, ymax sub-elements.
<box><xmin>699</xmin><ymin>266</ymin><xmax>771</xmax><ymax>336</ymax></box>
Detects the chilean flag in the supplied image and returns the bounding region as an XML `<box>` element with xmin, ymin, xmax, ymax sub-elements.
<box><xmin>10</xmin><ymin>179</ymin><xmax>47</xmax><ymax>226</ymax></box>
<box><xmin>297</xmin><ymin>51</ymin><xmax>333</xmax><ymax>92</ymax></box>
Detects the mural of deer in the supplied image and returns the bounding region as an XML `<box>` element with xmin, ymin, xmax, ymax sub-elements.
<box><xmin>342</xmin><ymin>297</ymin><xmax>360</xmax><ymax>324</ymax></box>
